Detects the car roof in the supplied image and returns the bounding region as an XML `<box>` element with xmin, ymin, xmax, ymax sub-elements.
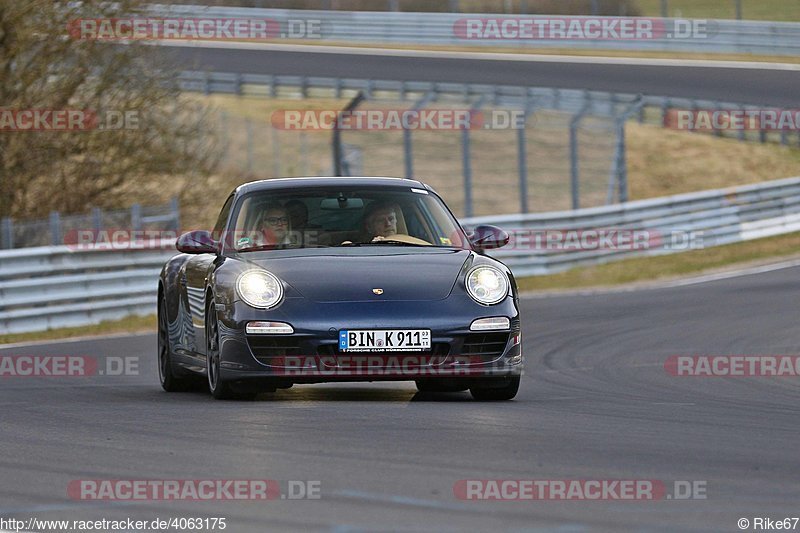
<box><xmin>235</xmin><ymin>176</ymin><xmax>429</xmax><ymax>195</ymax></box>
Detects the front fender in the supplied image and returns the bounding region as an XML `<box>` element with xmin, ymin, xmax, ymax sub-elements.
<box><xmin>159</xmin><ymin>253</ymin><xmax>191</xmax><ymax>323</ymax></box>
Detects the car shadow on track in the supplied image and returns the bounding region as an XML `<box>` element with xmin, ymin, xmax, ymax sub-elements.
<box><xmin>149</xmin><ymin>386</ymin><xmax>477</xmax><ymax>402</ymax></box>
<box><xmin>256</xmin><ymin>388</ymin><xmax>475</xmax><ymax>402</ymax></box>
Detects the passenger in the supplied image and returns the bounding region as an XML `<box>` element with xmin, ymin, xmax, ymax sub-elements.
<box><xmin>259</xmin><ymin>204</ymin><xmax>292</xmax><ymax>246</ymax></box>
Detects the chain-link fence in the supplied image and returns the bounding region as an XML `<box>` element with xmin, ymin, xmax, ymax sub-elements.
<box><xmin>215</xmin><ymin>102</ymin><xmax>624</xmax><ymax>217</ymax></box>
<box><xmin>0</xmin><ymin>199</ymin><xmax>180</xmax><ymax>249</ymax></box>
<box><xmin>184</xmin><ymin>71</ymin><xmax>800</xmax><ymax>218</ymax></box>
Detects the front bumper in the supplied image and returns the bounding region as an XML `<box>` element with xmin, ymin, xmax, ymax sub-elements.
<box><xmin>216</xmin><ymin>297</ymin><xmax>523</xmax><ymax>384</ymax></box>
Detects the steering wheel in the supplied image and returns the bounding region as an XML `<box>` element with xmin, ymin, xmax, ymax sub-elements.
<box><xmin>374</xmin><ymin>234</ymin><xmax>432</xmax><ymax>246</ymax></box>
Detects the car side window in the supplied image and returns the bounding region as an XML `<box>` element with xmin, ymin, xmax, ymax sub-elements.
<box><xmin>213</xmin><ymin>195</ymin><xmax>234</xmax><ymax>241</ymax></box>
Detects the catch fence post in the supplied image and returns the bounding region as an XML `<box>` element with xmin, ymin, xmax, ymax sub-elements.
<box><xmin>170</xmin><ymin>198</ymin><xmax>180</xmax><ymax>232</ymax></box>
<box><xmin>131</xmin><ymin>204</ymin><xmax>142</xmax><ymax>232</ymax></box>
<box><xmin>50</xmin><ymin>212</ymin><xmax>62</xmax><ymax>246</ymax></box>
<box><xmin>92</xmin><ymin>207</ymin><xmax>102</xmax><ymax>233</ymax></box>
<box><xmin>246</xmin><ymin>118</ymin><xmax>254</xmax><ymax>173</ymax></box>
<box><xmin>517</xmin><ymin>96</ymin><xmax>535</xmax><ymax>214</ymax></box>
<box><xmin>462</xmin><ymin>95</ymin><xmax>487</xmax><ymax>218</ymax></box>
<box><xmin>1</xmin><ymin>218</ymin><xmax>13</xmax><ymax>249</ymax></box>
<box><xmin>569</xmin><ymin>94</ymin><xmax>592</xmax><ymax>210</ymax></box>
<box><xmin>404</xmin><ymin>91</ymin><xmax>435</xmax><ymax>179</ymax></box>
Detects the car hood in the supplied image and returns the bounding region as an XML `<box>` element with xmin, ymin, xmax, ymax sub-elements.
<box><xmin>235</xmin><ymin>248</ymin><xmax>472</xmax><ymax>303</ymax></box>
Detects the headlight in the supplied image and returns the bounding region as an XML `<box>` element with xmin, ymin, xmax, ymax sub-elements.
<box><xmin>236</xmin><ymin>270</ymin><xmax>284</xmax><ymax>309</ymax></box>
<box><xmin>466</xmin><ymin>266</ymin><xmax>509</xmax><ymax>305</ymax></box>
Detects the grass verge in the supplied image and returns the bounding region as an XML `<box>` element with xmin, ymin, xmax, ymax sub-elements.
<box><xmin>0</xmin><ymin>315</ymin><xmax>156</xmax><ymax>346</ymax></box>
<box><xmin>636</xmin><ymin>0</ymin><xmax>800</xmax><ymax>22</ymax></box>
<box><xmin>516</xmin><ymin>231</ymin><xmax>800</xmax><ymax>292</ymax></box>
<box><xmin>627</xmin><ymin>123</ymin><xmax>800</xmax><ymax>200</ymax></box>
<box><xmin>239</xmin><ymin>39</ymin><xmax>800</xmax><ymax>66</ymax></box>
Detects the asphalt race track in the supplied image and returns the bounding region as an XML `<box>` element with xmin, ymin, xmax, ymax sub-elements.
<box><xmin>163</xmin><ymin>44</ymin><xmax>800</xmax><ymax>107</ymax></box>
<box><xmin>1</xmin><ymin>265</ymin><xmax>799</xmax><ymax>532</ymax></box>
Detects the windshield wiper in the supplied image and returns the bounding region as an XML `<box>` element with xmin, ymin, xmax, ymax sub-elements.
<box><xmin>368</xmin><ymin>240</ymin><xmax>428</xmax><ymax>246</ymax></box>
<box><xmin>237</xmin><ymin>244</ymin><xmax>284</xmax><ymax>253</ymax></box>
<box><xmin>339</xmin><ymin>240</ymin><xmax>427</xmax><ymax>247</ymax></box>
<box><xmin>238</xmin><ymin>243</ymin><xmax>335</xmax><ymax>252</ymax></box>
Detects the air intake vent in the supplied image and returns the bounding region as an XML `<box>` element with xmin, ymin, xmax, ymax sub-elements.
<box><xmin>462</xmin><ymin>332</ymin><xmax>510</xmax><ymax>358</ymax></box>
<box><xmin>247</xmin><ymin>335</ymin><xmax>303</xmax><ymax>365</ymax></box>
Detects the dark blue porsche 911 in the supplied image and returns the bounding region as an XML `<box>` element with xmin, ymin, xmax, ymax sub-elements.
<box><xmin>158</xmin><ymin>177</ymin><xmax>522</xmax><ymax>400</ymax></box>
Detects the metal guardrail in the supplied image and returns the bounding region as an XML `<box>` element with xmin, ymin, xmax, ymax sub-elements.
<box><xmin>463</xmin><ymin>176</ymin><xmax>800</xmax><ymax>276</ymax></box>
<box><xmin>2</xmin><ymin>177</ymin><xmax>799</xmax><ymax>334</ymax></box>
<box><xmin>0</xmin><ymin>245</ymin><xmax>176</xmax><ymax>334</ymax></box>
<box><xmin>182</xmin><ymin>71</ymin><xmax>642</xmax><ymax>115</ymax></box>
<box><xmin>153</xmin><ymin>5</ymin><xmax>800</xmax><ymax>56</ymax></box>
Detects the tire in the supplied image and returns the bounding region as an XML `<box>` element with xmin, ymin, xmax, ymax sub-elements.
<box><xmin>206</xmin><ymin>299</ymin><xmax>256</xmax><ymax>401</ymax></box>
<box><xmin>158</xmin><ymin>298</ymin><xmax>195</xmax><ymax>392</ymax></box>
<box><xmin>415</xmin><ymin>380</ymin><xmax>468</xmax><ymax>393</ymax></box>
<box><xmin>469</xmin><ymin>375</ymin><xmax>520</xmax><ymax>401</ymax></box>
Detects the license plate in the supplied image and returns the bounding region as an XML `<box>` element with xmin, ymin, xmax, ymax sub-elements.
<box><xmin>339</xmin><ymin>329</ymin><xmax>431</xmax><ymax>352</ymax></box>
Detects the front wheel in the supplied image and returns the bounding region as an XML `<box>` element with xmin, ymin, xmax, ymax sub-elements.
<box><xmin>470</xmin><ymin>375</ymin><xmax>520</xmax><ymax>401</ymax></box>
<box><xmin>206</xmin><ymin>299</ymin><xmax>255</xmax><ymax>401</ymax></box>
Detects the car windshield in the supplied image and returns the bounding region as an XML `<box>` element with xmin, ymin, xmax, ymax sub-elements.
<box><xmin>227</xmin><ymin>185</ymin><xmax>470</xmax><ymax>252</ymax></box>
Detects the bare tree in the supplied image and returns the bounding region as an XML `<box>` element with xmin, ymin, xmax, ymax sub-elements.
<box><xmin>0</xmin><ymin>0</ymin><xmax>220</xmax><ymax>219</ymax></box>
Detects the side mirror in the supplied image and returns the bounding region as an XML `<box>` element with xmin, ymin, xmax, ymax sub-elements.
<box><xmin>468</xmin><ymin>225</ymin><xmax>510</xmax><ymax>251</ymax></box>
<box><xmin>176</xmin><ymin>230</ymin><xmax>218</xmax><ymax>254</ymax></box>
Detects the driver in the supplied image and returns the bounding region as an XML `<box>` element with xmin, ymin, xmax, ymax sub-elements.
<box><xmin>363</xmin><ymin>201</ymin><xmax>399</xmax><ymax>242</ymax></box>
